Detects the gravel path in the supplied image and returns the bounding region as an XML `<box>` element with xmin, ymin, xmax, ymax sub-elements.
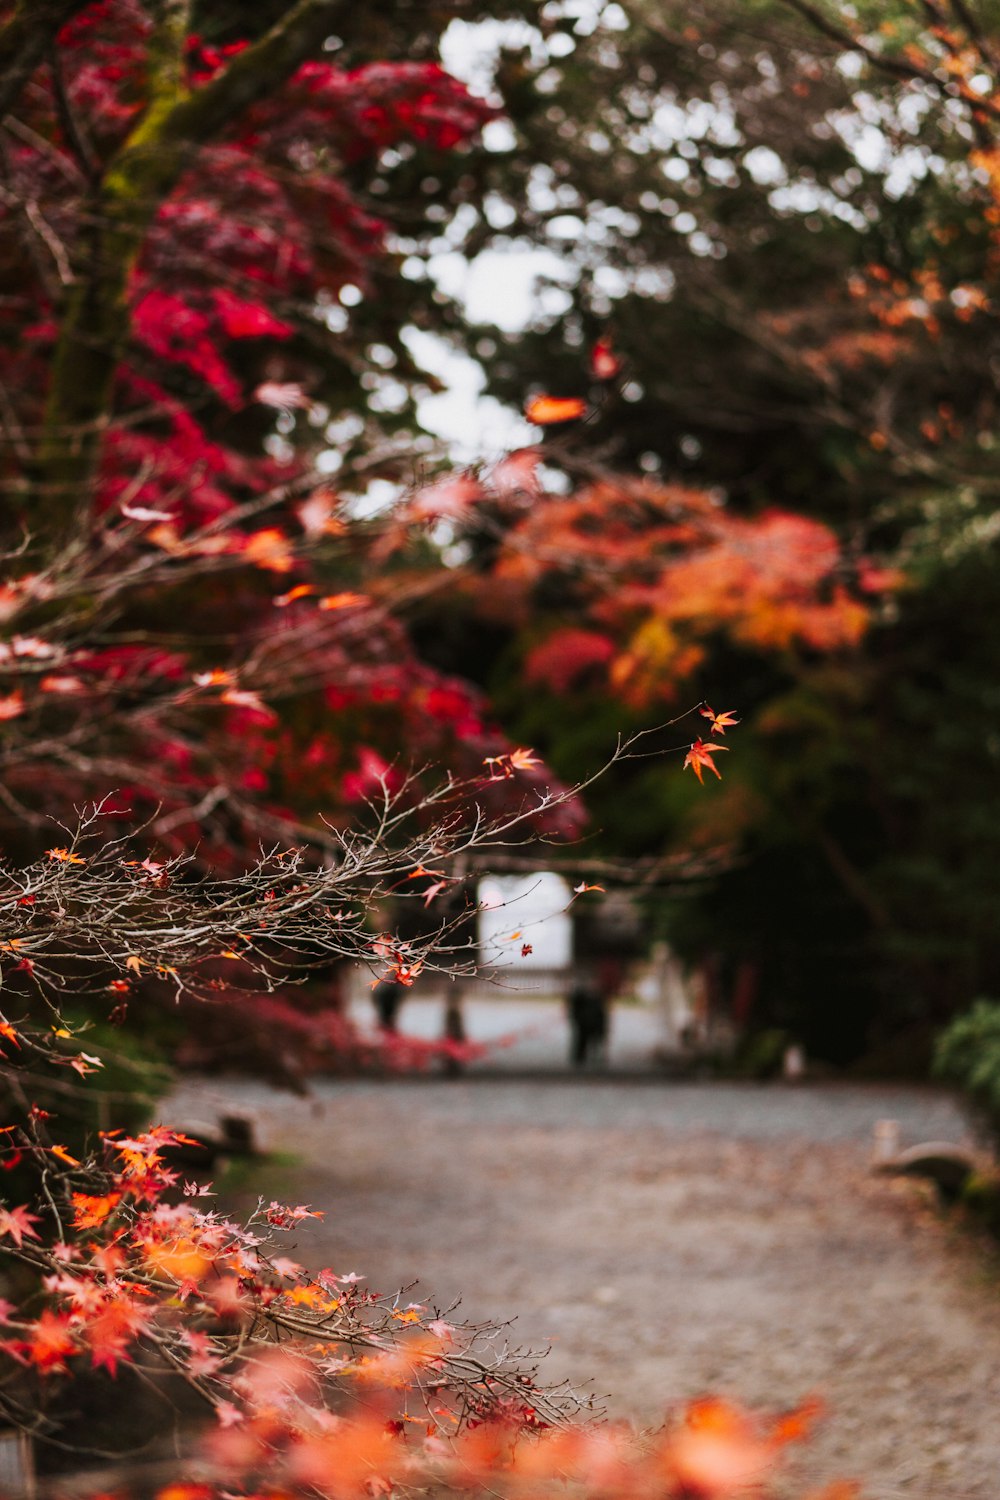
<box><xmin>161</xmin><ymin>1068</ymin><xmax>1000</xmax><ymax>1500</ymax></box>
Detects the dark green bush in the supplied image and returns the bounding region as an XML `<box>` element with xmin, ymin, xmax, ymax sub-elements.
<box><xmin>934</xmin><ymin>1000</ymin><xmax>1000</xmax><ymax>1152</ymax></box>
<box><xmin>733</xmin><ymin>1028</ymin><xmax>792</xmax><ymax>1081</ymax></box>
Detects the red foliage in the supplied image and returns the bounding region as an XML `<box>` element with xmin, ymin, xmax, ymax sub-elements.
<box><xmin>484</xmin><ymin>481</ymin><xmax>873</xmax><ymax>707</ymax></box>
<box><xmin>525</xmin><ymin>629</ymin><xmax>617</xmax><ymax>694</ymax></box>
<box><xmin>0</xmin><ymin>0</ymin><xmax>523</xmax><ymax>854</ymax></box>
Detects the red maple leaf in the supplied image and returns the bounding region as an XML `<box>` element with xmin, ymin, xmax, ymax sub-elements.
<box><xmin>18</xmin><ymin>1310</ymin><xmax>78</xmax><ymax>1372</ymax></box>
<box><xmin>0</xmin><ymin>1205</ymin><xmax>41</xmax><ymax>1247</ymax></box>
<box><xmin>589</xmin><ymin>338</ymin><xmax>622</xmax><ymax>381</ymax></box>
<box><xmin>394</xmin><ymin>961</ymin><xmax>424</xmax><ymax>987</ymax></box>
<box><xmin>683</xmin><ymin>738</ymin><xmax>729</xmax><ymax>784</ymax></box>
<box><xmin>85</xmin><ymin>1298</ymin><xmax>150</xmax><ymax>1376</ymax></box>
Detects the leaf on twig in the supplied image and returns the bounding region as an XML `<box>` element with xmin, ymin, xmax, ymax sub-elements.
<box><xmin>684</xmin><ymin>738</ymin><xmax>729</xmax><ymax>784</ymax></box>
<box><xmin>524</xmin><ymin>394</ymin><xmax>588</xmax><ymax>425</ymax></box>
<box><xmin>699</xmin><ymin>706</ymin><xmax>740</xmax><ymax>736</ymax></box>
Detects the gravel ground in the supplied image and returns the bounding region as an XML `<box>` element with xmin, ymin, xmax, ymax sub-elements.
<box><xmin>163</xmin><ymin>1054</ymin><xmax>1000</xmax><ymax>1500</ymax></box>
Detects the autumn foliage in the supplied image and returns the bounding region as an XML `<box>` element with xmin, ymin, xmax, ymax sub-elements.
<box><xmin>0</xmin><ymin>1113</ymin><xmax>844</xmax><ymax>1500</ymax></box>
<box><xmin>5</xmin><ymin>0</ymin><xmax>992</xmax><ymax>1489</ymax></box>
<box><xmin>0</xmin><ymin>0</ymin><xmax>517</xmax><ymax>859</ymax></box>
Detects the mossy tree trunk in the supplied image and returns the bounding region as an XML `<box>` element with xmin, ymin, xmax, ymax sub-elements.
<box><xmin>30</xmin><ymin>0</ymin><xmax>345</xmax><ymax>550</ymax></box>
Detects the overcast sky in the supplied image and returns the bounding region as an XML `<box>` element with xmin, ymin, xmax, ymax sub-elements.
<box><xmin>402</xmin><ymin>16</ymin><xmax>573</xmax><ymax>462</ymax></box>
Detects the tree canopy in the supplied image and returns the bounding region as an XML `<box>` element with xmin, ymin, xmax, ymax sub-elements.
<box><xmin>391</xmin><ymin>0</ymin><xmax>1000</xmax><ymax>1058</ymax></box>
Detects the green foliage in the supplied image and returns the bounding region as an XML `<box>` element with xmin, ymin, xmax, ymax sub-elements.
<box><xmin>935</xmin><ymin>1002</ymin><xmax>1000</xmax><ymax>1152</ymax></box>
<box><xmin>958</xmin><ymin>1169</ymin><xmax>1000</xmax><ymax>1240</ymax></box>
<box><xmin>732</xmin><ymin>1028</ymin><xmax>791</xmax><ymax>1081</ymax></box>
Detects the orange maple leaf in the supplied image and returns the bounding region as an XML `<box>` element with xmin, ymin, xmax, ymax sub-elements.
<box><xmin>243</xmin><ymin>527</ymin><xmax>294</xmax><ymax>574</ymax></box>
<box><xmin>46</xmin><ymin>847</ymin><xmax>84</xmax><ymax>864</ymax></box>
<box><xmin>71</xmin><ymin>1190</ymin><xmax>123</xmax><ymax>1230</ymax></box>
<box><xmin>684</xmin><ymin>738</ymin><xmax>729</xmax><ymax>784</ymax></box>
<box><xmin>524</xmin><ymin>395</ymin><xmax>588</xmax><ymax>425</ymax></box>
<box><xmin>50</xmin><ymin>1144</ymin><xmax>80</xmax><ymax>1166</ymax></box>
<box><xmin>483</xmin><ymin>748</ymin><xmax>541</xmax><ymax>778</ymax></box>
<box><xmin>22</xmin><ymin>1309</ymin><xmax>78</xmax><ymax>1372</ymax></box>
<box><xmin>768</xmin><ymin>1396</ymin><xmax>824</xmax><ymax>1448</ymax></box>
<box><xmin>286</xmin><ymin>1282</ymin><xmax>333</xmax><ymax>1310</ymax></box>
<box><xmin>273</xmin><ymin>583</ymin><xmax>316</xmax><ymax>608</ymax></box>
<box><xmin>666</xmin><ymin>1397</ymin><xmax>771</xmax><ymax>1496</ymax></box>
<box><xmin>318</xmin><ymin>591</ymin><xmax>369</xmax><ymax>611</ymax></box>
<box><xmin>699</xmin><ymin>706</ymin><xmax>740</xmax><ymax>736</ymax></box>
<box><xmin>144</xmin><ymin>1235</ymin><xmax>211</xmax><ymax>1286</ymax></box>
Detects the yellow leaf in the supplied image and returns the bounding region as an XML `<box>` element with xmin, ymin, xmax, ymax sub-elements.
<box><xmin>47</xmin><ymin>847</ymin><xmax>84</xmax><ymax>864</ymax></box>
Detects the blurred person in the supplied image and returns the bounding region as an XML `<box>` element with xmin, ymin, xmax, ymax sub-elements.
<box><xmin>372</xmin><ymin>977</ymin><xmax>404</xmax><ymax>1033</ymax></box>
<box><xmin>567</xmin><ymin>967</ymin><xmax>608</xmax><ymax>1068</ymax></box>
<box><xmin>442</xmin><ymin>988</ymin><xmax>466</xmax><ymax>1076</ymax></box>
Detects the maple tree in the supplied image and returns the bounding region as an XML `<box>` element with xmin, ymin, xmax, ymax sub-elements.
<box><xmin>0</xmin><ymin>0</ymin><xmax>518</xmax><ymax>858</ymax></box>
<box><xmin>0</xmin><ymin>0</ymin><xmax>782</xmax><ymax>1088</ymax></box>
<box><xmin>0</xmin><ymin>0</ymin><xmax>573</xmax><ymax>1113</ymax></box>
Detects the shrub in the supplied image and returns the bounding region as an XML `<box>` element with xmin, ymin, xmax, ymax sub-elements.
<box><xmin>934</xmin><ymin>1000</ymin><xmax>1000</xmax><ymax>1151</ymax></box>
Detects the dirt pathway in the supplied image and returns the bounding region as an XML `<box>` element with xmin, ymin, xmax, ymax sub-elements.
<box><xmin>162</xmin><ymin>1075</ymin><xmax>1000</xmax><ymax>1499</ymax></box>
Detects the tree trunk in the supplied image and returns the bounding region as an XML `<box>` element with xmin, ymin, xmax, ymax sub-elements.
<box><xmin>31</xmin><ymin>0</ymin><xmax>345</xmax><ymax>548</ymax></box>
